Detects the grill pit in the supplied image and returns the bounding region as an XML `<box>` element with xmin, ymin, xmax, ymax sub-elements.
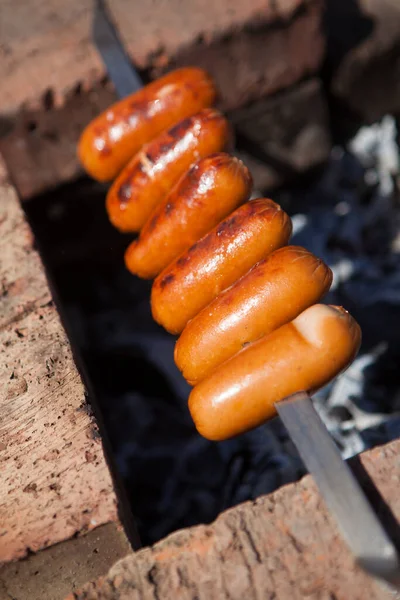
<box><xmin>20</xmin><ymin>115</ymin><xmax>400</xmax><ymax>548</ymax></box>
<box><xmin>1</xmin><ymin>2</ymin><xmax>400</xmax><ymax>595</ymax></box>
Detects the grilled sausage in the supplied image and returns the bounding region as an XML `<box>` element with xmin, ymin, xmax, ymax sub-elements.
<box><xmin>189</xmin><ymin>304</ymin><xmax>362</xmax><ymax>441</ymax></box>
<box><xmin>78</xmin><ymin>68</ymin><xmax>217</xmax><ymax>182</ymax></box>
<box><xmin>125</xmin><ymin>153</ymin><xmax>252</xmax><ymax>279</ymax></box>
<box><xmin>106</xmin><ymin>109</ymin><xmax>231</xmax><ymax>232</ymax></box>
<box><xmin>151</xmin><ymin>198</ymin><xmax>292</xmax><ymax>334</ymax></box>
<box><xmin>79</xmin><ymin>68</ymin><xmax>362</xmax><ymax>446</ymax></box>
<box><xmin>175</xmin><ymin>246</ymin><xmax>333</xmax><ymax>385</ymax></box>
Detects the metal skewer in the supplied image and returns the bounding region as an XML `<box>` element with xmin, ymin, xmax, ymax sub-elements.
<box><xmin>91</xmin><ymin>0</ymin><xmax>400</xmax><ymax>589</ymax></box>
<box><xmin>277</xmin><ymin>393</ymin><xmax>400</xmax><ymax>589</ymax></box>
<box><xmin>93</xmin><ymin>0</ymin><xmax>143</xmax><ymax>98</ymax></box>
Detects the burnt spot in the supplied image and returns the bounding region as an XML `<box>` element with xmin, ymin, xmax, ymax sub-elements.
<box><xmin>144</xmin><ymin>152</ymin><xmax>155</xmax><ymax>165</ymax></box>
<box><xmin>154</xmin><ymin>138</ymin><xmax>177</xmax><ymax>155</ymax></box>
<box><xmin>92</xmin><ymin>125</ymin><xmax>105</xmax><ymax>137</ymax></box>
<box><xmin>188</xmin><ymin>241</ymin><xmax>198</xmax><ymax>253</ymax></box>
<box><xmin>169</xmin><ymin>117</ymin><xmax>193</xmax><ymax>140</ymax></box>
<box><xmin>207</xmin><ymin>152</ymin><xmax>229</xmax><ymax>167</ymax></box>
<box><xmin>146</xmin><ymin>213</ymin><xmax>159</xmax><ymax>233</ymax></box>
<box><xmin>184</xmin><ymin>79</ymin><xmax>201</xmax><ymax>101</ymax></box>
<box><xmin>118</xmin><ymin>181</ymin><xmax>132</xmax><ymax>202</ymax></box>
<box><xmin>176</xmin><ymin>255</ymin><xmax>189</xmax><ymax>267</ymax></box>
<box><xmin>129</xmin><ymin>97</ymin><xmax>152</xmax><ymax>115</ymax></box>
<box><xmin>216</xmin><ymin>215</ymin><xmax>238</xmax><ymax>237</ymax></box>
<box><xmin>159</xmin><ymin>273</ymin><xmax>175</xmax><ymax>289</ymax></box>
<box><xmin>99</xmin><ymin>144</ymin><xmax>112</xmax><ymax>157</ymax></box>
<box><xmin>185</xmin><ymin>233</ymin><xmax>213</xmax><ymax>256</ymax></box>
<box><xmin>176</xmin><ymin>180</ymin><xmax>197</xmax><ymax>200</ymax></box>
<box><xmin>175</xmin><ymin>169</ymin><xmax>201</xmax><ymax>199</ymax></box>
<box><xmin>186</xmin><ymin>163</ymin><xmax>201</xmax><ymax>183</ymax></box>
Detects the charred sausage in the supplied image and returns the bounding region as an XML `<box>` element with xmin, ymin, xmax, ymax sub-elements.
<box><xmin>79</xmin><ymin>68</ymin><xmax>362</xmax><ymax>446</ymax></box>
<box><xmin>125</xmin><ymin>153</ymin><xmax>252</xmax><ymax>278</ymax></box>
<box><xmin>106</xmin><ymin>109</ymin><xmax>231</xmax><ymax>232</ymax></box>
<box><xmin>151</xmin><ymin>198</ymin><xmax>292</xmax><ymax>334</ymax></box>
<box><xmin>78</xmin><ymin>68</ymin><xmax>217</xmax><ymax>182</ymax></box>
<box><xmin>175</xmin><ymin>246</ymin><xmax>333</xmax><ymax>385</ymax></box>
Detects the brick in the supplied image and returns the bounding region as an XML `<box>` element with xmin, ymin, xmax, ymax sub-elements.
<box><xmin>126</xmin><ymin>0</ymin><xmax>325</xmax><ymax>112</ymax></box>
<box><xmin>328</xmin><ymin>0</ymin><xmax>400</xmax><ymax>122</ymax></box>
<box><xmin>0</xmin><ymin>0</ymin><xmax>324</xmax><ymax>116</ymax></box>
<box><xmin>0</xmin><ymin>164</ymin><xmax>120</xmax><ymax>562</ymax></box>
<box><xmin>68</xmin><ymin>440</ymin><xmax>400</xmax><ymax>599</ymax></box>
<box><xmin>0</xmin><ymin>523</ymin><xmax>130</xmax><ymax>600</ymax></box>
<box><xmin>233</xmin><ymin>78</ymin><xmax>331</xmax><ymax>190</ymax></box>
<box><xmin>0</xmin><ymin>83</ymin><xmax>116</xmax><ymax>201</ymax></box>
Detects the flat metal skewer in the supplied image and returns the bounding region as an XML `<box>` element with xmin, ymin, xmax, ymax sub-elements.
<box><xmin>93</xmin><ymin>0</ymin><xmax>143</xmax><ymax>98</ymax></box>
<box><xmin>92</xmin><ymin>0</ymin><xmax>400</xmax><ymax>589</ymax></box>
<box><xmin>276</xmin><ymin>393</ymin><xmax>400</xmax><ymax>589</ymax></box>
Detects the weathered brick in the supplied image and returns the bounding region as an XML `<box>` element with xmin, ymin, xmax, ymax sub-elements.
<box><xmin>0</xmin><ymin>0</ymin><xmax>324</xmax><ymax>115</ymax></box>
<box><xmin>0</xmin><ymin>523</ymin><xmax>130</xmax><ymax>600</ymax></box>
<box><xmin>233</xmin><ymin>78</ymin><xmax>331</xmax><ymax>190</ymax></box>
<box><xmin>328</xmin><ymin>0</ymin><xmax>400</xmax><ymax>122</ymax></box>
<box><xmin>0</xmin><ymin>164</ymin><xmax>120</xmax><ymax>562</ymax></box>
<box><xmin>68</xmin><ymin>440</ymin><xmax>400</xmax><ymax>599</ymax></box>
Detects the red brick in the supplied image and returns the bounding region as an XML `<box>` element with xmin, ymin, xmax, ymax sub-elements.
<box><xmin>329</xmin><ymin>0</ymin><xmax>400</xmax><ymax>122</ymax></box>
<box><xmin>0</xmin><ymin>164</ymin><xmax>119</xmax><ymax>562</ymax></box>
<box><xmin>68</xmin><ymin>439</ymin><xmax>400</xmax><ymax>599</ymax></box>
<box><xmin>0</xmin><ymin>0</ymin><xmax>324</xmax><ymax>115</ymax></box>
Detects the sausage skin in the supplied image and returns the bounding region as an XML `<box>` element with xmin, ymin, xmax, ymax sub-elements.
<box><xmin>175</xmin><ymin>246</ymin><xmax>333</xmax><ymax>385</ymax></box>
<box><xmin>151</xmin><ymin>198</ymin><xmax>292</xmax><ymax>334</ymax></box>
<box><xmin>78</xmin><ymin>68</ymin><xmax>217</xmax><ymax>182</ymax></box>
<box><xmin>189</xmin><ymin>304</ymin><xmax>362</xmax><ymax>441</ymax></box>
<box><xmin>106</xmin><ymin>109</ymin><xmax>231</xmax><ymax>232</ymax></box>
<box><xmin>125</xmin><ymin>153</ymin><xmax>253</xmax><ymax>279</ymax></box>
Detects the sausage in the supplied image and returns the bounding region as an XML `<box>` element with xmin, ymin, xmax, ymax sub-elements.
<box><xmin>78</xmin><ymin>68</ymin><xmax>217</xmax><ymax>182</ymax></box>
<box><xmin>188</xmin><ymin>304</ymin><xmax>362</xmax><ymax>441</ymax></box>
<box><xmin>175</xmin><ymin>246</ymin><xmax>333</xmax><ymax>385</ymax></box>
<box><xmin>125</xmin><ymin>153</ymin><xmax>253</xmax><ymax>279</ymax></box>
<box><xmin>151</xmin><ymin>198</ymin><xmax>292</xmax><ymax>334</ymax></box>
<box><xmin>79</xmin><ymin>68</ymin><xmax>362</xmax><ymax>447</ymax></box>
<box><xmin>106</xmin><ymin>109</ymin><xmax>231</xmax><ymax>232</ymax></box>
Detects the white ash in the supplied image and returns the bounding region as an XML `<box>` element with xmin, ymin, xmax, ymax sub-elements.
<box><xmin>282</xmin><ymin>115</ymin><xmax>400</xmax><ymax>461</ymax></box>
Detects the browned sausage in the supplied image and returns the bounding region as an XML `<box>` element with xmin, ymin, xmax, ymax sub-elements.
<box><xmin>189</xmin><ymin>304</ymin><xmax>362</xmax><ymax>441</ymax></box>
<box><xmin>175</xmin><ymin>246</ymin><xmax>333</xmax><ymax>385</ymax></box>
<box><xmin>78</xmin><ymin>68</ymin><xmax>217</xmax><ymax>182</ymax></box>
<box><xmin>124</xmin><ymin>153</ymin><xmax>253</xmax><ymax>279</ymax></box>
<box><xmin>151</xmin><ymin>198</ymin><xmax>292</xmax><ymax>334</ymax></box>
<box><xmin>106</xmin><ymin>109</ymin><xmax>231</xmax><ymax>232</ymax></box>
